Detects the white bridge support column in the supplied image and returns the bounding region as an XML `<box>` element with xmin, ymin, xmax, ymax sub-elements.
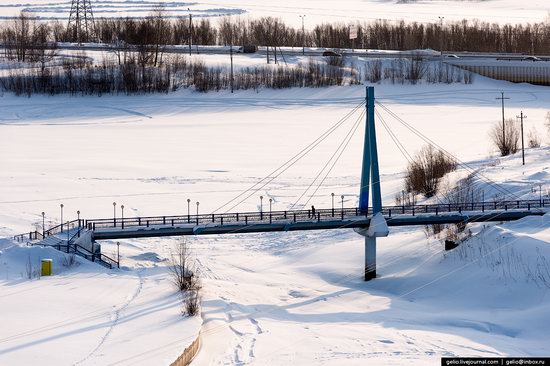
<box><xmin>365</xmin><ymin>236</ymin><xmax>376</xmax><ymax>280</ymax></box>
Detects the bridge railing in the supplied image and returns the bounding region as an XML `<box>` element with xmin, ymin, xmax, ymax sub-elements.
<box><xmin>86</xmin><ymin>206</ymin><xmax>363</xmax><ymax>230</ymax></box>
<box><xmin>83</xmin><ymin>199</ymin><xmax>547</xmax><ymax>231</ymax></box>
<box><xmin>381</xmin><ymin>199</ymin><xmax>547</xmax><ymax>217</ymax></box>
<box><xmin>13</xmin><ymin>219</ymin><xmax>84</xmax><ymax>244</ymax></box>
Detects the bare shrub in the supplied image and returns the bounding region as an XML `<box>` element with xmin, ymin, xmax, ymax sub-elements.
<box><xmin>490</xmin><ymin>118</ymin><xmax>519</xmax><ymax>156</ymax></box>
<box><xmin>405</xmin><ymin>145</ymin><xmax>457</xmax><ymax>198</ymax></box>
<box><xmin>394</xmin><ymin>190</ymin><xmax>417</xmax><ymax>206</ymax></box>
<box><xmin>24</xmin><ymin>254</ymin><xmax>41</xmax><ymax>280</ymax></box>
<box><xmin>326</xmin><ymin>55</ymin><xmax>344</xmax><ymax>67</ymax></box>
<box><xmin>442</xmin><ymin>174</ymin><xmax>482</xmax><ymax>205</ymax></box>
<box><xmin>448</xmin><ymin>232</ymin><xmax>550</xmax><ymax>289</ymax></box>
<box><xmin>365</xmin><ymin>60</ymin><xmax>382</xmax><ymax>83</ymax></box>
<box><xmin>405</xmin><ymin>56</ymin><xmax>426</xmax><ymax>84</ymax></box>
<box><xmin>62</xmin><ymin>253</ymin><xmax>77</xmax><ymax>267</ymax></box>
<box><xmin>527</xmin><ymin>127</ymin><xmax>541</xmax><ymax>148</ymax></box>
<box><xmin>184</xmin><ymin>288</ymin><xmax>201</xmax><ymax>316</ymax></box>
<box><xmin>169</xmin><ymin>238</ymin><xmax>198</xmax><ymax>291</ymax></box>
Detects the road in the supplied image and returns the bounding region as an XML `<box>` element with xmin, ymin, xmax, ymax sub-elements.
<box><xmin>2</xmin><ymin>42</ymin><xmax>549</xmax><ymax>61</ymax></box>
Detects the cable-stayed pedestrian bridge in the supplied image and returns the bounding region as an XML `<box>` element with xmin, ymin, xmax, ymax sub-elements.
<box><xmin>89</xmin><ymin>200</ymin><xmax>546</xmax><ymax>239</ymax></box>
<box><xmin>13</xmin><ymin>87</ymin><xmax>548</xmax><ymax>279</ymax></box>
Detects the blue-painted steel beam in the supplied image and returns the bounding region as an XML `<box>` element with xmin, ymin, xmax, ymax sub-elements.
<box><xmin>368</xmin><ymin>88</ymin><xmax>383</xmax><ymax>215</ymax></box>
<box><xmin>359</xmin><ymin>87</ymin><xmax>372</xmax><ymax>214</ymax></box>
<box><xmin>359</xmin><ymin>86</ymin><xmax>383</xmax><ymax>215</ymax></box>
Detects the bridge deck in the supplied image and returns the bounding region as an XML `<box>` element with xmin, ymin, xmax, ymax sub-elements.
<box><xmin>14</xmin><ymin>200</ymin><xmax>548</xmax><ymax>242</ymax></box>
<box><xmin>91</xmin><ymin>205</ymin><xmax>548</xmax><ymax>240</ymax></box>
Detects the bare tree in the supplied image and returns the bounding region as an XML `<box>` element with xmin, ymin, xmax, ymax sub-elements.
<box><xmin>169</xmin><ymin>238</ymin><xmax>199</xmax><ymax>291</ymax></box>
<box><xmin>405</xmin><ymin>145</ymin><xmax>457</xmax><ymax>197</ymax></box>
<box><xmin>490</xmin><ymin>118</ymin><xmax>519</xmax><ymax>156</ymax></box>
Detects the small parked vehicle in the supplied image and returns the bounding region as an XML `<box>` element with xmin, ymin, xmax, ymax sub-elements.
<box><xmin>322</xmin><ymin>50</ymin><xmax>342</xmax><ymax>57</ymax></box>
<box><xmin>522</xmin><ymin>56</ymin><xmax>542</xmax><ymax>61</ymax></box>
<box><xmin>237</xmin><ymin>45</ymin><xmax>258</xmax><ymax>53</ymax></box>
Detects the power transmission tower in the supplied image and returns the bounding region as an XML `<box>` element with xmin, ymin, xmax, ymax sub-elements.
<box><xmin>67</xmin><ymin>0</ymin><xmax>98</xmax><ymax>44</ymax></box>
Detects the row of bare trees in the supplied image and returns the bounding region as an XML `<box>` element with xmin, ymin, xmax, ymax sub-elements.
<box><xmin>0</xmin><ymin>55</ymin><xmax>359</xmax><ymax>96</ymax></box>
<box><xmin>2</xmin><ymin>13</ymin><xmax>550</xmax><ymax>54</ymax></box>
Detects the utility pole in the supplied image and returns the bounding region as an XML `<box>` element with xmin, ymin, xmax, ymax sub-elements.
<box><xmin>438</xmin><ymin>16</ymin><xmax>444</xmax><ymax>80</ymax></box>
<box><xmin>496</xmin><ymin>92</ymin><xmax>510</xmax><ymax>151</ymax></box>
<box><xmin>299</xmin><ymin>15</ymin><xmax>306</xmax><ymax>56</ymax></box>
<box><xmin>188</xmin><ymin>8</ymin><xmax>192</xmax><ymax>56</ymax></box>
<box><xmin>230</xmin><ymin>43</ymin><xmax>234</xmax><ymax>93</ymax></box>
<box><xmin>517</xmin><ymin>111</ymin><xmax>527</xmax><ymax>165</ymax></box>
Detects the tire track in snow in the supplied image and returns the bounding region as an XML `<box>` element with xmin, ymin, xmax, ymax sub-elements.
<box><xmin>73</xmin><ymin>269</ymin><xmax>144</xmax><ymax>365</ymax></box>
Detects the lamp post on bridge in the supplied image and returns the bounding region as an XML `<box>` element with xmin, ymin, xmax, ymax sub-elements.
<box><xmin>269</xmin><ymin>198</ymin><xmax>272</xmax><ymax>223</ymax></box>
<box><xmin>196</xmin><ymin>201</ymin><xmax>200</xmax><ymax>218</ymax></box>
<box><xmin>42</xmin><ymin>212</ymin><xmax>45</xmax><ymax>238</ymax></box>
<box><xmin>187</xmin><ymin>198</ymin><xmax>191</xmax><ymax>222</ymax></box>
<box><xmin>341</xmin><ymin>195</ymin><xmax>344</xmax><ymax>218</ymax></box>
<box><xmin>121</xmin><ymin>205</ymin><xmax>125</xmax><ymax>229</ymax></box>
<box><xmin>260</xmin><ymin>195</ymin><xmax>264</xmax><ymax>220</ymax></box>
<box><xmin>113</xmin><ymin>202</ymin><xmax>117</xmax><ymax>227</ymax></box>
<box><xmin>60</xmin><ymin>204</ymin><xmax>64</xmax><ymax>232</ymax></box>
<box><xmin>331</xmin><ymin>193</ymin><xmax>335</xmax><ymax>217</ymax></box>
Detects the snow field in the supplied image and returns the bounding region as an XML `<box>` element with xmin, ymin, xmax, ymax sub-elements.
<box><xmin>1</xmin><ymin>73</ymin><xmax>550</xmax><ymax>364</ymax></box>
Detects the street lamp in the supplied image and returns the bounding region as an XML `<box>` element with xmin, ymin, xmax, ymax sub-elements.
<box><xmin>77</xmin><ymin>210</ymin><xmax>81</xmax><ymax>237</ymax></box>
<box><xmin>117</xmin><ymin>241</ymin><xmax>120</xmax><ymax>268</ymax></box>
<box><xmin>41</xmin><ymin>212</ymin><xmax>45</xmax><ymax>237</ymax></box>
<box><xmin>113</xmin><ymin>202</ymin><xmax>117</xmax><ymax>227</ymax></box>
<box><xmin>299</xmin><ymin>15</ymin><xmax>306</xmax><ymax>56</ymax></box>
<box><xmin>60</xmin><ymin>203</ymin><xmax>64</xmax><ymax>232</ymax></box>
<box><xmin>341</xmin><ymin>194</ymin><xmax>344</xmax><ymax>219</ymax></box>
<box><xmin>260</xmin><ymin>195</ymin><xmax>264</xmax><ymax>220</ymax></box>
<box><xmin>187</xmin><ymin>198</ymin><xmax>191</xmax><ymax>223</ymax></box>
<box><xmin>196</xmin><ymin>201</ymin><xmax>200</xmax><ymax>225</ymax></box>
<box><xmin>331</xmin><ymin>193</ymin><xmax>335</xmax><ymax>216</ymax></box>
<box><xmin>121</xmin><ymin>205</ymin><xmax>125</xmax><ymax>229</ymax></box>
<box><xmin>269</xmin><ymin>198</ymin><xmax>273</xmax><ymax>223</ymax></box>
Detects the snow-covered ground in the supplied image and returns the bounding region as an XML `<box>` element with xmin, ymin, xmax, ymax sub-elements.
<box><xmin>0</xmin><ymin>237</ymin><xmax>202</xmax><ymax>365</ymax></box>
<box><xmin>0</xmin><ymin>0</ymin><xmax>548</xmax><ymax>25</ymax></box>
<box><xmin>1</xmin><ymin>71</ymin><xmax>550</xmax><ymax>364</ymax></box>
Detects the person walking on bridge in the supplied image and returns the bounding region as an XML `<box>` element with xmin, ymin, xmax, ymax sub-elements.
<box><xmin>311</xmin><ymin>205</ymin><xmax>316</xmax><ymax>219</ymax></box>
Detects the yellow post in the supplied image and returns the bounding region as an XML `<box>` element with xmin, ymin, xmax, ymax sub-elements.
<box><xmin>41</xmin><ymin>259</ymin><xmax>52</xmax><ymax>276</ymax></box>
